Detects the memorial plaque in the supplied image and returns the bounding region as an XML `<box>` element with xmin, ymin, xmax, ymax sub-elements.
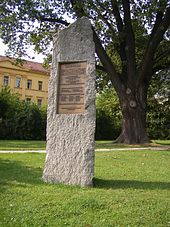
<box><xmin>57</xmin><ymin>62</ymin><xmax>86</xmax><ymax>114</ymax></box>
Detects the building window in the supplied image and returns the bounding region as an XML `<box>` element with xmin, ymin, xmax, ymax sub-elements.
<box><xmin>16</xmin><ymin>77</ymin><xmax>21</xmax><ymax>88</ymax></box>
<box><xmin>4</xmin><ymin>75</ymin><xmax>9</xmax><ymax>86</ymax></box>
<box><xmin>27</xmin><ymin>79</ymin><xmax>32</xmax><ymax>89</ymax></box>
<box><xmin>37</xmin><ymin>99</ymin><xmax>42</xmax><ymax>106</ymax></box>
<box><xmin>26</xmin><ymin>98</ymin><xmax>31</xmax><ymax>102</ymax></box>
<box><xmin>38</xmin><ymin>81</ymin><xmax>43</xmax><ymax>91</ymax></box>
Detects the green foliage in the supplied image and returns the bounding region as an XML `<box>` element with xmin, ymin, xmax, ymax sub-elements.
<box><xmin>0</xmin><ymin>87</ymin><xmax>11</xmax><ymax>117</ymax></box>
<box><xmin>0</xmin><ymin>0</ymin><xmax>67</xmax><ymax>59</ymax></box>
<box><xmin>147</xmin><ymin>70</ymin><xmax>170</xmax><ymax>139</ymax></box>
<box><xmin>147</xmin><ymin>101</ymin><xmax>170</xmax><ymax>139</ymax></box>
<box><xmin>0</xmin><ymin>150</ymin><xmax>170</xmax><ymax>226</ymax></box>
<box><xmin>0</xmin><ymin>87</ymin><xmax>47</xmax><ymax>140</ymax></box>
<box><xmin>96</xmin><ymin>88</ymin><xmax>121</xmax><ymax>140</ymax></box>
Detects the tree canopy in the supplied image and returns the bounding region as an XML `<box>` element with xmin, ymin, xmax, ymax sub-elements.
<box><xmin>1</xmin><ymin>1</ymin><xmax>169</xmax><ymax>67</ymax></box>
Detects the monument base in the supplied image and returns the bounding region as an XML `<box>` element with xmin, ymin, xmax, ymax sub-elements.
<box><xmin>42</xmin><ymin>115</ymin><xmax>95</xmax><ymax>187</ymax></box>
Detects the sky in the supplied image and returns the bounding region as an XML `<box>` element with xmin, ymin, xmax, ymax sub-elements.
<box><xmin>0</xmin><ymin>38</ymin><xmax>45</xmax><ymax>63</ymax></box>
<box><xmin>0</xmin><ymin>14</ymin><xmax>74</xmax><ymax>63</ymax></box>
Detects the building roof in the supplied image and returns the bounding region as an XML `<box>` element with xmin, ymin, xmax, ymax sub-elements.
<box><xmin>0</xmin><ymin>55</ymin><xmax>50</xmax><ymax>74</ymax></box>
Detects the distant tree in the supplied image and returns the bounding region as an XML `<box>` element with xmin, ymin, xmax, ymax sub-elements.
<box><xmin>0</xmin><ymin>0</ymin><xmax>170</xmax><ymax>143</ymax></box>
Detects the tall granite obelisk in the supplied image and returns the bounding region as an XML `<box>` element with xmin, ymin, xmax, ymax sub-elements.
<box><xmin>42</xmin><ymin>17</ymin><xmax>96</xmax><ymax>187</ymax></box>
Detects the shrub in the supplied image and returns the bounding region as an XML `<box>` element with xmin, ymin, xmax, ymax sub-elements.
<box><xmin>95</xmin><ymin>88</ymin><xmax>121</xmax><ymax>140</ymax></box>
<box><xmin>0</xmin><ymin>87</ymin><xmax>47</xmax><ymax>140</ymax></box>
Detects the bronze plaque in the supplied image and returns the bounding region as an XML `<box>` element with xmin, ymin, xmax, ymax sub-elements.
<box><xmin>57</xmin><ymin>62</ymin><xmax>86</xmax><ymax>114</ymax></box>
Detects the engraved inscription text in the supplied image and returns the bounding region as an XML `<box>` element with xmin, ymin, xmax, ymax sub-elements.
<box><xmin>57</xmin><ymin>62</ymin><xmax>86</xmax><ymax>114</ymax></box>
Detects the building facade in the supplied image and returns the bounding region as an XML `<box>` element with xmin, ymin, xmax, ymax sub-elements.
<box><xmin>0</xmin><ymin>56</ymin><xmax>50</xmax><ymax>106</ymax></box>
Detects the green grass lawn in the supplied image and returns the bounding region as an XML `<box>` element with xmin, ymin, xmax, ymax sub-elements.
<box><xmin>0</xmin><ymin>140</ymin><xmax>46</xmax><ymax>150</ymax></box>
<box><xmin>0</xmin><ymin>139</ymin><xmax>169</xmax><ymax>150</ymax></box>
<box><xmin>0</xmin><ymin>150</ymin><xmax>170</xmax><ymax>226</ymax></box>
<box><xmin>152</xmin><ymin>140</ymin><xmax>170</xmax><ymax>146</ymax></box>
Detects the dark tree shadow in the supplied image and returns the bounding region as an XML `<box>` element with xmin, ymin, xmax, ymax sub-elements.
<box><xmin>94</xmin><ymin>178</ymin><xmax>170</xmax><ymax>190</ymax></box>
<box><xmin>0</xmin><ymin>159</ymin><xmax>44</xmax><ymax>192</ymax></box>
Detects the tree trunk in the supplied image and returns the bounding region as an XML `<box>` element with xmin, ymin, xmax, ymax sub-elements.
<box><xmin>115</xmin><ymin>85</ymin><xmax>149</xmax><ymax>144</ymax></box>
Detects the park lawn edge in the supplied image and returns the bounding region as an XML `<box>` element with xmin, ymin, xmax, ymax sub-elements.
<box><xmin>0</xmin><ymin>140</ymin><xmax>169</xmax><ymax>150</ymax></box>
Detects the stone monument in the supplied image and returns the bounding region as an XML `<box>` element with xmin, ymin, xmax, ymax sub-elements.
<box><xmin>42</xmin><ymin>17</ymin><xmax>96</xmax><ymax>187</ymax></box>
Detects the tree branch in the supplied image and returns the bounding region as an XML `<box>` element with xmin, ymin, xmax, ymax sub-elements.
<box><xmin>70</xmin><ymin>0</ymin><xmax>123</xmax><ymax>93</ymax></box>
<box><xmin>93</xmin><ymin>28</ymin><xmax>123</xmax><ymax>94</ymax></box>
<box><xmin>111</xmin><ymin>0</ymin><xmax>127</xmax><ymax>74</ymax></box>
<box><xmin>95</xmin><ymin>0</ymin><xmax>116</xmax><ymax>35</ymax></box>
<box><xmin>151</xmin><ymin>11</ymin><xmax>163</xmax><ymax>39</ymax></box>
<box><xmin>93</xmin><ymin>5</ymin><xmax>116</xmax><ymax>37</ymax></box>
<box><xmin>111</xmin><ymin>0</ymin><xmax>124</xmax><ymax>33</ymax></box>
<box><xmin>122</xmin><ymin>0</ymin><xmax>136</xmax><ymax>84</ymax></box>
<box><xmin>94</xmin><ymin>0</ymin><xmax>127</xmax><ymax>77</ymax></box>
<box><xmin>151</xmin><ymin>0</ymin><xmax>168</xmax><ymax>39</ymax></box>
<box><xmin>138</xmin><ymin>7</ymin><xmax>170</xmax><ymax>84</ymax></box>
<box><xmin>39</xmin><ymin>16</ymin><xmax>70</xmax><ymax>26</ymax></box>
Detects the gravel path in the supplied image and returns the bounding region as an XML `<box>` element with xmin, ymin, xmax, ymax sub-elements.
<box><xmin>0</xmin><ymin>146</ymin><xmax>169</xmax><ymax>153</ymax></box>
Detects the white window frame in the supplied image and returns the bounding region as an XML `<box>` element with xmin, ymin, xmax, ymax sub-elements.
<box><xmin>26</xmin><ymin>98</ymin><xmax>31</xmax><ymax>102</ymax></box>
<box><xmin>27</xmin><ymin>79</ymin><xmax>32</xmax><ymax>89</ymax></box>
<box><xmin>38</xmin><ymin>81</ymin><xmax>43</xmax><ymax>91</ymax></box>
<box><xmin>3</xmin><ymin>74</ymin><xmax>9</xmax><ymax>86</ymax></box>
<box><xmin>37</xmin><ymin>98</ymin><xmax>42</xmax><ymax>106</ymax></box>
<box><xmin>16</xmin><ymin>76</ymin><xmax>21</xmax><ymax>88</ymax></box>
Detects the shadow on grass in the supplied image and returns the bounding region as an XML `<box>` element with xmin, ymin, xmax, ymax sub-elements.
<box><xmin>94</xmin><ymin>178</ymin><xmax>170</xmax><ymax>190</ymax></box>
<box><xmin>1</xmin><ymin>159</ymin><xmax>170</xmax><ymax>191</ymax></box>
<box><xmin>0</xmin><ymin>159</ymin><xmax>43</xmax><ymax>191</ymax></box>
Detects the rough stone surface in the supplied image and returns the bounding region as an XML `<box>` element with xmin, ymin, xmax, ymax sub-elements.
<box><xmin>42</xmin><ymin>17</ymin><xmax>96</xmax><ymax>187</ymax></box>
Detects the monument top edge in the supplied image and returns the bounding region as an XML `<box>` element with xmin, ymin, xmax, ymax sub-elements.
<box><xmin>53</xmin><ymin>17</ymin><xmax>92</xmax><ymax>38</ymax></box>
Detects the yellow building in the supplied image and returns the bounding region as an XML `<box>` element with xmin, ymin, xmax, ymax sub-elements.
<box><xmin>0</xmin><ymin>55</ymin><xmax>50</xmax><ymax>106</ymax></box>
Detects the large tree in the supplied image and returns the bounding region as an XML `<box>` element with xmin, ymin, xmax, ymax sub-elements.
<box><xmin>0</xmin><ymin>0</ymin><xmax>170</xmax><ymax>143</ymax></box>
